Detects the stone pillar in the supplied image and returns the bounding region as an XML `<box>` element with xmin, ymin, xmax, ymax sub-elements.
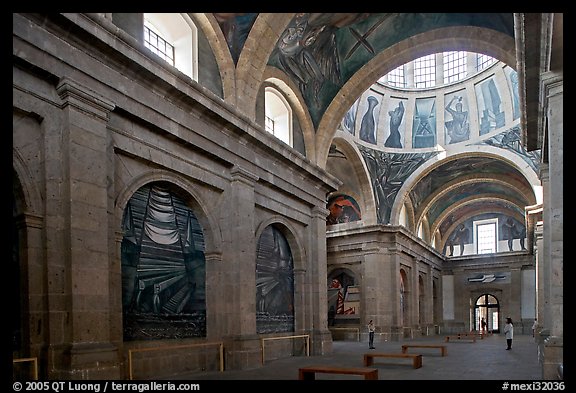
<box><xmin>53</xmin><ymin>78</ymin><xmax>119</xmax><ymax>379</ymax></box>
<box><xmin>222</xmin><ymin>166</ymin><xmax>261</xmax><ymax>370</ymax></box>
<box><xmin>308</xmin><ymin>206</ymin><xmax>333</xmax><ymax>355</ymax></box>
<box><xmin>541</xmin><ymin>72</ymin><xmax>563</xmax><ymax>379</ymax></box>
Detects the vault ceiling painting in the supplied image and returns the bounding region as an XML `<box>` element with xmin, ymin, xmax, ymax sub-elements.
<box><xmin>212</xmin><ymin>12</ymin><xmax>536</xmax><ymax>251</ymax></box>
<box><xmin>213</xmin><ymin>13</ymin><xmax>514</xmax><ymax>128</ymax></box>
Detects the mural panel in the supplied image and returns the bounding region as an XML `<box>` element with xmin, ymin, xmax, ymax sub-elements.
<box><xmin>359</xmin><ymin>95</ymin><xmax>381</xmax><ymax>144</ymax></box>
<box><xmin>476</xmin><ymin>77</ymin><xmax>505</xmax><ymax>135</ymax></box>
<box><xmin>341</xmin><ymin>98</ymin><xmax>359</xmax><ymax>135</ymax></box>
<box><xmin>412</xmin><ymin>97</ymin><xmax>436</xmax><ymax>148</ymax></box>
<box><xmin>121</xmin><ymin>183</ymin><xmax>206</xmax><ymax>341</ymax></box>
<box><xmin>504</xmin><ymin>67</ymin><xmax>521</xmax><ymax>121</ymax></box>
<box><xmin>256</xmin><ymin>226</ymin><xmax>295</xmax><ymax>333</ymax></box>
<box><xmin>384</xmin><ymin>98</ymin><xmax>406</xmax><ymax>148</ymax></box>
<box><xmin>444</xmin><ymin>90</ymin><xmax>470</xmax><ymax>144</ymax></box>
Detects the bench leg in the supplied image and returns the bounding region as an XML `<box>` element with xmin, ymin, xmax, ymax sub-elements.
<box><xmin>364</xmin><ymin>356</ymin><xmax>373</xmax><ymax>366</ymax></box>
<box><xmin>413</xmin><ymin>357</ymin><xmax>422</xmax><ymax>369</ymax></box>
<box><xmin>366</xmin><ymin>370</ymin><xmax>379</xmax><ymax>380</ymax></box>
<box><xmin>299</xmin><ymin>370</ymin><xmax>315</xmax><ymax>380</ymax></box>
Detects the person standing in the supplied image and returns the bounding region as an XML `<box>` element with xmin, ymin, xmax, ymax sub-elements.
<box><xmin>504</xmin><ymin>317</ymin><xmax>514</xmax><ymax>350</ymax></box>
<box><xmin>532</xmin><ymin>318</ymin><xmax>538</xmax><ymax>337</ymax></box>
<box><xmin>481</xmin><ymin>317</ymin><xmax>487</xmax><ymax>334</ymax></box>
<box><xmin>367</xmin><ymin>320</ymin><xmax>376</xmax><ymax>349</ymax></box>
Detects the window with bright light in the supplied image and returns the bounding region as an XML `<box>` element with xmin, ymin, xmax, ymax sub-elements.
<box><xmin>477</xmin><ymin>53</ymin><xmax>496</xmax><ymax>72</ymax></box>
<box><xmin>144</xmin><ymin>25</ymin><xmax>175</xmax><ymax>66</ymax></box>
<box><xmin>386</xmin><ymin>65</ymin><xmax>406</xmax><ymax>88</ymax></box>
<box><xmin>144</xmin><ymin>13</ymin><xmax>198</xmax><ymax>81</ymax></box>
<box><xmin>475</xmin><ymin>220</ymin><xmax>497</xmax><ymax>254</ymax></box>
<box><xmin>414</xmin><ymin>54</ymin><xmax>436</xmax><ymax>88</ymax></box>
<box><xmin>265</xmin><ymin>87</ymin><xmax>292</xmax><ymax>146</ymax></box>
<box><xmin>443</xmin><ymin>51</ymin><xmax>467</xmax><ymax>84</ymax></box>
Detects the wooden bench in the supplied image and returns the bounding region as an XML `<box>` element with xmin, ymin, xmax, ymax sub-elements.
<box><xmin>445</xmin><ymin>335</ymin><xmax>476</xmax><ymax>343</ymax></box>
<box><xmin>298</xmin><ymin>365</ymin><xmax>379</xmax><ymax>380</ymax></box>
<box><xmin>363</xmin><ymin>353</ymin><xmax>422</xmax><ymax>369</ymax></box>
<box><xmin>401</xmin><ymin>344</ymin><xmax>447</xmax><ymax>356</ymax></box>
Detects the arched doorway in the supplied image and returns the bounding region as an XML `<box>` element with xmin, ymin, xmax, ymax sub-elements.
<box><xmin>474</xmin><ymin>294</ymin><xmax>500</xmax><ymax>333</ymax></box>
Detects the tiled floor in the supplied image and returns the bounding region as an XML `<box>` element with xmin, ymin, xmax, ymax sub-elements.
<box><xmin>167</xmin><ymin>334</ymin><xmax>542</xmax><ymax>382</ymax></box>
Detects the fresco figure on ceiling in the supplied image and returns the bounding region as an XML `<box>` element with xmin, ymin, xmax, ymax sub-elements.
<box><xmin>359</xmin><ymin>96</ymin><xmax>379</xmax><ymax>144</ymax></box>
<box><xmin>445</xmin><ymin>95</ymin><xmax>470</xmax><ymax>144</ymax></box>
<box><xmin>384</xmin><ymin>100</ymin><xmax>404</xmax><ymax>148</ymax></box>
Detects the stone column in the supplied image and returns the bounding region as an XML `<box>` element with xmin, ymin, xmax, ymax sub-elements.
<box><xmin>308</xmin><ymin>206</ymin><xmax>333</xmax><ymax>355</ymax></box>
<box><xmin>53</xmin><ymin>78</ymin><xmax>119</xmax><ymax>379</ymax></box>
<box><xmin>541</xmin><ymin>72</ymin><xmax>563</xmax><ymax>379</ymax></box>
<box><xmin>222</xmin><ymin>165</ymin><xmax>261</xmax><ymax>370</ymax></box>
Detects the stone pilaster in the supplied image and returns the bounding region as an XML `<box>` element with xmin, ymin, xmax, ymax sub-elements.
<box><xmin>52</xmin><ymin>77</ymin><xmax>119</xmax><ymax>379</ymax></box>
<box><xmin>308</xmin><ymin>206</ymin><xmax>333</xmax><ymax>355</ymax></box>
<box><xmin>222</xmin><ymin>165</ymin><xmax>261</xmax><ymax>370</ymax></box>
<box><xmin>540</xmin><ymin>71</ymin><xmax>563</xmax><ymax>379</ymax></box>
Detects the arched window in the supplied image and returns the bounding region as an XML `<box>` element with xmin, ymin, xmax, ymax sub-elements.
<box><xmin>144</xmin><ymin>13</ymin><xmax>198</xmax><ymax>81</ymax></box>
<box><xmin>265</xmin><ymin>87</ymin><xmax>293</xmax><ymax>146</ymax></box>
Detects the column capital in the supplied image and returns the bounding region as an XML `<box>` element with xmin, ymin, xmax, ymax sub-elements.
<box><xmin>230</xmin><ymin>165</ymin><xmax>259</xmax><ymax>186</ymax></box>
<box><xmin>56</xmin><ymin>77</ymin><xmax>115</xmax><ymax>120</ymax></box>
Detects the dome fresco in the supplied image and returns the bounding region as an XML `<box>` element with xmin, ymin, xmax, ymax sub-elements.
<box><xmin>328</xmin><ymin>56</ymin><xmax>539</xmax><ymax>253</ymax></box>
<box><xmin>211</xmin><ymin>12</ymin><xmax>539</xmax><ymax>254</ymax></box>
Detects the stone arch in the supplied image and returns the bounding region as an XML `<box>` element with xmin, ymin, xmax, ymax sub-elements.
<box><xmin>235</xmin><ymin>13</ymin><xmax>295</xmax><ymax>119</ymax></box>
<box><xmin>262</xmin><ymin>66</ymin><xmax>316</xmax><ymax>161</ymax></box>
<box><xmin>115</xmin><ymin>170</ymin><xmax>223</xmax><ymax>256</ymax></box>
<box><xmin>255</xmin><ymin>217</ymin><xmax>306</xmax><ymax>272</ymax></box>
<box><xmin>389</xmin><ymin>146</ymin><xmax>540</xmax><ymax>227</ymax></box>
<box><xmin>327</xmin><ymin>135</ymin><xmax>377</xmax><ymax>225</ymax></box>
<box><xmin>315</xmin><ymin>26</ymin><xmax>517</xmax><ymax>168</ymax></box>
<box><xmin>190</xmin><ymin>13</ymin><xmax>237</xmax><ymax>104</ymax></box>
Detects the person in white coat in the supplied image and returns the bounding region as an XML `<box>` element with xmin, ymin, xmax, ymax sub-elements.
<box><xmin>504</xmin><ymin>317</ymin><xmax>514</xmax><ymax>350</ymax></box>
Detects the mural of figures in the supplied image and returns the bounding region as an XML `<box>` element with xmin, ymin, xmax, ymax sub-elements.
<box><xmin>444</xmin><ymin>223</ymin><xmax>470</xmax><ymax>256</ymax></box>
<box><xmin>359</xmin><ymin>95</ymin><xmax>380</xmax><ymax>144</ymax></box>
<box><xmin>342</xmin><ymin>99</ymin><xmax>359</xmax><ymax>134</ymax></box>
<box><xmin>384</xmin><ymin>99</ymin><xmax>405</xmax><ymax>148</ymax></box>
<box><xmin>121</xmin><ymin>183</ymin><xmax>206</xmax><ymax>341</ymax></box>
<box><xmin>502</xmin><ymin>217</ymin><xmax>527</xmax><ymax>251</ymax></box>
<box><xmin>360</xmin><ymin>146</ymin><xmax>437</xmax><ymax>224</ymax></box>
<box><xmin>256</xmin><ymin>226</ymin><xmax>295</xmax><ymax>334</ymax></box>
<box><xmin>326</xmin><ymin>195</ymin><xmax>362</xmax><ymax>225</ymax></box>
<box><xmin>413</xmin><ymin>97</ymin><xmax>436</xmax><ymax>148</ymax></box>
<box><xmin>476</xmin><ymin>77</ymin><xmax>505</xmax><ymax>135</ymax></box>
<box><xmin>479</xmin><ymin>125</ymin><xmax>541</xmax><ymax>173</ymax></box>
<box><xmin>505</xmin><ymin>67</ymin><xmax>521</xmax><ymax>120</ymax></box>
<box><xmin>444</xmin><ymin>92</ymin><xmax>470</xmax><ymax>144</ymax></box>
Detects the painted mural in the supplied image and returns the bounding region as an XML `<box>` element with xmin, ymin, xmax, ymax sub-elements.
<box><xmin>384</xmin><ymin>98</ymin><xmax>406</xmax><ymax>148</ymax></box>
<box><xmin>476</xmin><ymin>77</ymin><xmax>505</xmax><ymax>135</ymax></box>
<box><xmin>121</xmin><ymin>183</ymin><xmax>206</xmax><ymax>341</ymax></box>
<box><xmin>256</xmin><ymin>226</ymin><xmax>295</xmax><ymax>334</ymax></box>
<box><xmin>359</xmin><ymin>95</ymin><xmax>381</xmax><ymax>144</ymax></box>
<box><xmin>269</xmin><ymin>13</ymin><xmax>514</xmax><ymax>128</ymax></box>
<box><xmin>327</xmin><ymin>195</ymin><xmax>362</xmax><ymax>225</ymax></box>
<box><xmin>479</xmin><ymin>125</ymin><xmax>541</xmax><ymax>173</ymax></box>
<box><xmin>442</xmin><ymin>213</ymin><xmax>527</xmax><ymax>256</ymax></box>
<box><xmin>504</xmin><ymin>67</ymin><xmax>521</xmax><ymax>120</ymax></box>
<box><xmin>214</xmin><ymin>13</ymin><xmax>258</xmax><ymax>65</ymax></box>
<box><xmin>443</xmin><ymin>223</ymin><xmax>471</xmax><ymax>256</ymax></box>
<box><xmin>444</xmin><ymin>90</ymin><xmax>470</xmax><ymax>144</ymax></box>
<box><xmin>342</xmin><ymin>98</ymin><xmax>359</xmax><ymax>135</ymax></box>
<box><xmin>327</xmin><ymin>271</ymin><xmax>357</xmax><ymax>325</ymax></box>
<box><xmin>359</xmin><ymin>146</ymin><xmax>438</xmax><ymax>224</ymax></box>
<box><xmin>501</xmin><ymin>216</ymin><xmax>527</xmax><ymax>251</ymax></box>
<box><xmin>412</xmin><ymin>97</ymin><xmax>436</xmax><ymax>148</ymax></box>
